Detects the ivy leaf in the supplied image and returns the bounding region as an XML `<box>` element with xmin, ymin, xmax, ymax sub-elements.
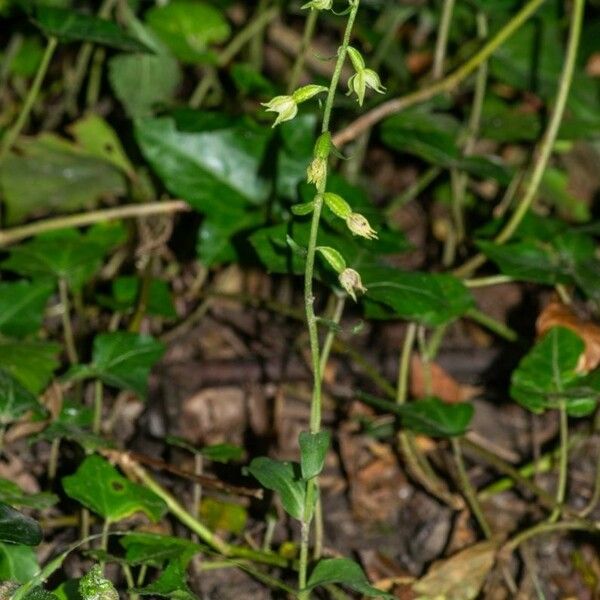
<box><xmin>66</xmin><ymin>332</ymin><xmax>165</xmax><ymax>399</ymax></box>
<box><xmin>0</xmin><ymin>502</ymin><xmax>42</xmax><ymax>545</ymax></box>
<box><xmin>32</xmin><ymin>6</ymin><xmax>150</xmax><ymax>52</ymax></box>
<box><xmin>62</xmin><ymin>455</ymin><xmax>167</xmax><ymax>523</ymax></box>
<box><xmin>306</xmin><ymin>558</ymin><xmax>394</xmax><ymax>598</ymax></box>
<box><xmin>0</xmin><ymin>342</ymin><xmax>60</xmax><ymax>394</ymax></box>
<box><xmin>0</xmin><ymin>368</ymin><xmax>44</xmax><ymax>425</ymax></box>
<box><xmin>0</xmin><ymin>543</ymin><xmax>39</xmax><ymax>584</ymax></box>
<box><xmin>510</xmin><ymin>326</ymin><xmax>596</xmax><ymax>415</ymax></box>
<box><xmin>133</xmin><ymin>556</ymin><xmax>197</xmax><ymax>600</ymax></box>
<box><xmin>299</xmin><ymin>431</ymin><xmax>330</xmax><ymax>480</ymax></box>
<box><xmin>120</xmin><ymin>533</ymin><xmax>203</xmax><ymax>567</ymax></box>
<box><xmin>145</xmin><ymin>0</ymin><xmax>230</xmax><ymax>64</ymax></box>
<box><xmin>361</xmin><ymin>266</ymin><xmax>474</xmax><ymax>326</ymax></box>
<box><xmin>247</xmin><ymin>458</ymin><xmax>305</xmax><ymax>520</ymax></box>
<box><xmin>2</xmin><ymin>225</ymin><xmax>126</xmax><ymax>290</ymax></box>
<box><xmin>0</xmin><ymin>280</ymin><xmax>53</xmax><ymax>338</ymax></box>
<box><xmin>0</xmin><ymin>479</ymin><xmax>57</xmax><ymax>510</ymax></box>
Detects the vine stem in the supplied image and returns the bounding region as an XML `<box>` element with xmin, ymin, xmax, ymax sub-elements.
<box><xmin>0</xmin><ymin>36</ymin><xmax>57</xmax><ymax>162</ymax></box>
<box><xmin>332</xmin><ymin>0</ymin><xmax>546</xmax><ymax>147</ymax></box>
<box><xmin>454</xmin><ymin>0</ymin><xmax>586</xmax><ymax>277</ymax></box>
<box><xmin>287</xmin><ymin>8</ymin><xmax>319</xmax><ymax>94</ymax></box>
<box><xmin>432</xmin><ymin>0</ymin><xmax>455</xmax><ymax>80</ymax></box>
<box><xmin>93</xmin><ymin>380</ymin><xmax>103</xmax><ymax>436</ymax></box>
<box><xmin>550</xmin><ymin>400</ymin><xmax>569</xmax><ymax>522</ymax></box>
<box><xmin>299</xmin><ymin>4</ymin><xmax>361</xmax><ymax>596</ymax></box>
<box><xmin>58</xmin><ymin>278</ymin><xmax>79</xmax><ymax>365</ymax></box>
<box><xmin>0</xmin><ymin>200</ymin><xmax>189</xmax><ymax>247</ymax></box>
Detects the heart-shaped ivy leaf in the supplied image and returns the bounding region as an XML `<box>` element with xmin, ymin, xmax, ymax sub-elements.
<box><xmin>0</xmin><ymin>368</ymin><xmax>44</xmax><ymax>425</ymax></box>
<box><xmin>0</xmin><ymin>280</ymin><xmax>53</xmax><ymax>338</ymax></box>
<box><xmin>0</xmin><ymin>343</ymin><xmax>60</xmax><ymax>394</ymax></box>
<box><xmin>0</xmin><ymin>502</ymin><xmax>42</xmax><ymax>545</ymax></box>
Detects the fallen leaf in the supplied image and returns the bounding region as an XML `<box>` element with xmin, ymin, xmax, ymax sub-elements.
<box><xmin>413</xmin><ymin>541</ymin><xmax>498</xmax><ymax>600</ymax></box>
<box><xmin>536</xmin><ymin>302</ymin><xmax>600</xmax><ymax>372</ymax></box>
<box><xmin>410</xmin><ymin>354</ymin><xmax>481</xmax><ymax>403</ymax></box>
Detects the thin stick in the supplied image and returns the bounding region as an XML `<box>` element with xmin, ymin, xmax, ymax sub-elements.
<box><xmin>432</xmin><ymin>0</ymin><xmax>455</xmax><ymax>80</ymax></box>
<box><xmin>0</xmin><ymin>36</ymin><xmax>58</xmax><ymax>161</ymax></box>
<box><xmin>287</xmin><ymin>8</ymin><xmax>319</xmax><ymax>94</ymax></box>
<box><xmin>549</xmin><ymin>401</ymin><xmax>569</xmax><ymax>522</ymax></box>
<box><xmin>0</xmin><ymin>201</ymin><xmax>189</xmax><ymax>247</ymax></box>
<box><xmin>332</xmin><ymin>0</ymin><xmax>546</xmax><ymax>148</ymax></box>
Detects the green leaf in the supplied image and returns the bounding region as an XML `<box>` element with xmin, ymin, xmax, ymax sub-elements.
<box><xmin>299</xmin><ymin>431</ymin><xmax>330</xmax><ymax>480</ymax></box>
<box><xmin>135</xmin><ymin>113</ymin><xmax>272</xmax><ymax>218</ymax></box>
<box><xmin>62</xmin><ymin>455</ymin><xmax>167</xmax><ymax>522</ymax></box>
<box><xmin>0</xmin><ymin>368</ymin><xmax>44</xmax><ymax>425</ymax></box>
<box><xmin>200</xmin><ymin>443</ymin><xmax>244</xmax><ymax>463</ymax></box>
<box><xmin>3</xmin><ymin>225</ymin><xmax>126</xmax><ymax>290</ymax></box>
<box><xmin>0</xmin><ymin>342</ymin><xmax>60</xmax><ymax>394</ymax></box>
<box><xmin>0</xmin><ymin>543</ymin><xmax>39</xmax><ymax>584</ymax></box>
<box><xmin>199</xmin><ymin>498</ymin><xmax>247</xmax><ymax>535</ymax></box>
<box><xmin>108</xmin><ymin>53</ymin><xmax>181</xmax><ymax>118</ymax></box>
<box><xmin>32</xmin><ymin>6</ymin><xmax>150</xmax><ymax>52</ymax></box>
<box><xmin>0</xmin><ymin>478</ymin><xmax>57</xmax><ymax>510</ymax></box>
<box><xmin>0</xmin><ymin>134</ymin><xmax>126</xmax><ymax>225</ymax></box>
<box><xmin>65</xmin><ymin>332</ymin><xmax>165</xmax><ymax>399</ymax></box>
<box><xmin>306</xmin><ymin>558</ymin><xmax>394</xmax><ymax>598</ymax></box>
<box><xmin>145</xmin><ymin>0</ymin><xmax>230</xmax><ymax>64</ymax></box>
<box><xmin>0</xmin><ymin>280</ymin><xmax>53</xmax><ymax>338</ymax></box>
<box><xmin>133</xmin><ymin>556</ymin><xmax>197</xmax><ymax>600</ymax></box>
<box><xmin>247</xmin><ymin>458</ymin><xmax>305</xmax><ymax>520</ymax></box>
<box><xmin>79</xmin><ymin>565</ymin><xmax>118</xmax><ymax>600</ymax></box>
<box><xmin>52</xmin><ymin>579</ymin><xmax>84</xmax><ymax>600</ymax></box>
<box><xmin>510</xmin><ymin>327</ymin><xmax>594</xmax><ymax>415</ymax></box>
<box><xmin>68</xmin><ymin>115</ymin><xmax>135</xmax><ymax>179</ymax></box>
<box><xmin>120</xmin><ymin>533</ymin><xmax>202</xmax><ymax>567</ymax></box>
<box><xmin>0</xmin><ymin>502</ymin><xmax>42</xmax><ymax>545</ymax></box>
<box><xmin>358</xmin><ymin>393</ymin><xmax>473</xmax><ymax>437</ymax></box>
<box><xmin>361</xmin><ymin>266</ymin><xmax>474</xmax><ymax>326</ymax></box>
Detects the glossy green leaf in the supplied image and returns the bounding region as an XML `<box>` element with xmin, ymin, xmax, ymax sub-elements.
<box><xmin>0</xmin><ymin>342</ymin><xmax>60</xmax><ymax>394</ymax></box>
<box><xmin>2</xmin><ymin>225</ymin><xmax>126</xmax><ymax>290</ymax></box>
<box><xmin>361</xmin><ymin>266</ymin><xmax>474</xmax><ymax>326</ymax></box>
<box><xmin>0</xmin><ymin>280</ymin><xmax>53</xmax><ymax>338</ymax></box>
<box><xmin>135</xmin><ymin>113</ymin><xmax>272</xmax><ymax>218</ymax></box>
<box><xmin>0</xmin><ymin>479</ymin><xmax>57</xmax><ymax>510</ymax></box>
<box><xmin>79</xmin><ymin>565</ymin><xmax>118</xmax><ymax>600</ymax></box>
<box><xmin>510</xmin><ymin>327</ymin><xmax>595</xmax><ymax>415</ymax></box>
<box><xmin>68</xmin><ymin>115</ymin><xmax>135</xmax><ymax>179</ymax></box>
<box><xmin>32</xmin><ymin>6</ymin><xmax>150</xmax><ymax>52</ymax></box>
<box><xmin>0</xmin><ymin>543</ymin><xmax>39</xmax><ymax>584</ymax></box>
<box><xmin>145</xmin><ymin>0</ymin><xmax>230</xmax><ymax>64</ymax></box>
<box><xmin>0</xmin><ymin>502</ymin><xmax>42</xmax><ymax>545</ymax></box>
<box><xmin>62</xmin><ymin>455</ymin><xmax>167</xmax><ymax>522</ymax></box>
<box><xmin>0</xmin><ymin>368</ymin><xmax>44</xmax><ymax>425</ymax></box>
<box><xmin>120</xmin><ymin>533</ymin><xmax>203</xmax><ymax>567</ymax></box>
<box><xmin>66</xmin><ymin>332</ymin><xmax>165</xmax><ymax>399</ymax></box>
<box><xmin>109</xmin><ymin>53</ymin><xmax>181</xmax><ymax>118</ymax></box>
<box><xmin>306</xmin><ymin>558</ymin><xmax>394</xmax><ymax>598</ymax></box>
<box><xmin>299</xmin><ymin>431</ymin><xmax>330</xmax><ymax>480</ymax></box>
<box><xmin>0</xmin><ymin>134</ymin><xmax>126</xmax><ymax>225</ymax></box>
<box><xmin>247</xmin><ymin>458</ymin><xmax>305</xmax><ymax>520</ymax></box>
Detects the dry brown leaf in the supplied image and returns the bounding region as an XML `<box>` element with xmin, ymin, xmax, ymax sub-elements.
<box><xmin>413</xmin><ymin>540</ymin><xmax>498</xmax><ymax>600</ymax></box>
<box><xmin>410</xmin><ymin>354</ymin><xmax>482</xmax><ymax>404</ymax></box>
<box><xmin>586</xmin><ymin>52</ymin><xmax>600</xmax><ymax>77</ymax></box>
<box><xmin>536</xmin><ymin>302</ymin><xmax>600</xmax><ymax>372</ymax></box>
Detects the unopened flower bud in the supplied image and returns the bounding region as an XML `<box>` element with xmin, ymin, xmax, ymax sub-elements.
<box><xmin>317</xmin><ymin>246</ymin><xmax>346</xmax><ymax>274</ymax></box>
<box><xmin>314</xmin><ymin>131</ymin><xmax>332</xmax><ymax>160</ymax></box>
<box><xmin>347</xmin><ymin>46</ymin><xmax>365</xmax><ymax>72</ymax></box>
<box><xmin>292</xmin><ymin>84</ymin><xmax>328</xmax><ymax>104</ymax></box>
<box><xmin>346</xmin><ymin>212</ymin><xmax>378</xmax><ymax>239</ymax></box>
<box><xmin>323</xmin><ymin>192</ymin><xmax>352</xmax><ymax>219</ymax></box>
<box><xmin>339</xmin><ymin>268</ymin><xmax>367</xmax><ymax>302</ymax></box>
<box><xmin>261</xmin><ymin>95</ymin><xmax>298</xmax><ymax>127</ymax></box>
<box><xmin>302</xmin><ymin>0</ymin><xmax>333</xmax><ymax>9</ymax></box>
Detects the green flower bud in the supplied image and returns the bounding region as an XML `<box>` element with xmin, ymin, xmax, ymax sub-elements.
<box><xmin>302</xmin><ymin>0</ymin><xmax>333</xmax><ymax>9</ymax></box>
<box><xmin>316</xmin><ymin>246</ymin><xmax>346</xmax><ymax>274</ymax></box>
<box><xmin>338</xmin><ymin>268</ymin><xmax>367</xmax><ymax>302</ymax></box>
<box><xmin>292</xmin><ymin>201</ymin><xmax>315</xmax><ymax>216</ymax></box>
<box><xmin>292</xmin><ymin>84</ymin><xmax>328</xmax><ymax>104</ymax></box>
<box><xmin>323</xmin><ymin>192</ymin><xmax>352</xmax><ymax>219</ymax></box>
<box><xmin>314</xmin><ymin>131</ymin><xmax>332</xmax><ymax>160</ymax></box>
<box><xmin>347</xmin><ymin>46</ymin><xmax>365</xmax><ymax>72</ymax></box>
<box><xmin>346</xmin><ymin>212</ymin><xmax>378</xmax><ymax>239</ymax></box>
<box><xmin>261</xmin><ymin>95</ymin><xmax>298</xmax><ymax>127</ymax></box>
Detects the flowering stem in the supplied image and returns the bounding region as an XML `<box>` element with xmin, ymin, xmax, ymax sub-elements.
<box><xmin>299</xmin><ymin>3</ymin><xmax>361</xmax><ymax>596</ymax></box>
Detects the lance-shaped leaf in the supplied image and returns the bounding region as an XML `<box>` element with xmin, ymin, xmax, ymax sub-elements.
<box><xmin>0</xmin><ymin>502</ymin><xmax>42</xmax><ymax>545</ymax></box>
<box><xmin>299</xmin><ymin>431</ymin><xmax>330</xmax><ymax>480</ymax></box>
<box><xmin>511</xmin><ymin>326</ymin><xmax>598</xmax><ymax>416</ymax></box>
<box><xmin>247</xmin><ymin>458</ymin><xmax>305</xmax><ymax>520</ymax></box>
<box><xmin>62</xmin><ymin>455</ymin><xmax>167</xmax><ymax>523</ymax></box>
<box><xmin>32</xmin><ymin>6</ymin><xmax>151</xmax><ymax>52</ymax></box>
<box><xmin>66</xmin><ymin>332</ymin><xmax>165</xmax><ymax>399</ymax></box>
<box><xmin>0</xmin><ymin>280</ymin><xmax>53</xmax><ymax>338</ymax></box>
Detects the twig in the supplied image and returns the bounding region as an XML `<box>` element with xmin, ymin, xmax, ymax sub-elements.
<box><xmin>0</xmin><ymin>201</ymin><xmax>189</xmax><ymax>247</ymax></box>
<box><xmin>287</xmin><ymin>8</ymin><xmax>319</xmax><ymax>94</ymax></box>
<box><xmin>332</xmin><ymin>0</ymin><xmax>546</xmax><ymax>148</ymax></box>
